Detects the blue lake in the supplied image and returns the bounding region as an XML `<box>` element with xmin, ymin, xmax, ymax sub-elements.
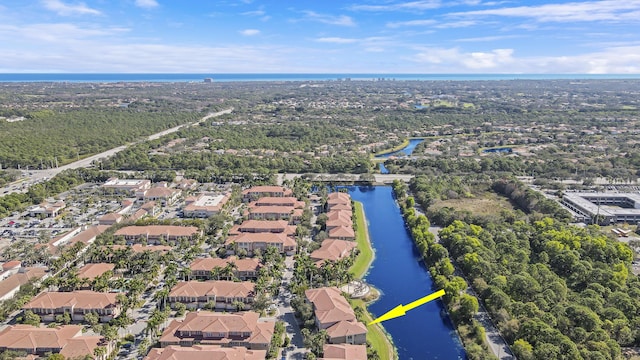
<box><xmin>375</xmin><ymin>139</ymin><xmax>424</xmax><ymax>174</ymax></box>
<box><xmin>348</xmin><ymin>186</ymin><xmax>466</xmax><ymax>360</ymax></box>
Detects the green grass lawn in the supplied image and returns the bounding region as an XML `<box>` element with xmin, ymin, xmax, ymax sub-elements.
<box><xmin>350</xmin><ymin>201</ymin><xmax>373</xmax><ymax>278</ymax></box>
<box><xmin>352</xmin><ymin>297</ymin><xmax>396</xmax><ymax>360</ymax></box>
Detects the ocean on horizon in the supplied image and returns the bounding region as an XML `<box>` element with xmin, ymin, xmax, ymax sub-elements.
<box><xmin>1</xmin><ymin>73</ymin><xmax>640</xmax><ymax>83</ymax></box>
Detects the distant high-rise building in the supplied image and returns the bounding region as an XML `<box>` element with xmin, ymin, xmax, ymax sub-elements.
<box><xmin>203</xmin><ymin>78</ymin><xmax>213</xmax><ymax>83</ymax></box>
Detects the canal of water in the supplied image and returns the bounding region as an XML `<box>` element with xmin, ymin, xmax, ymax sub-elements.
<box><xmin>348</xmin><ymin>185</ymin><xmax>466</xmax><ymax>360</ymax></box>
<box><xmin>376</xmin><ymin>139</ymin><xmax>424</xmax><ymax>174</ymax></box>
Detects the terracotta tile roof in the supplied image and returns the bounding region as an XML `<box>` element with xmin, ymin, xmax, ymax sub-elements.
<box><xmin>248</xmin><ymin>205</ymin><xmax>294</xmax><ymax>215</ymax></box>
<box><xmin>326</xmin><ymin>320</ymin><xmax>367</xmax><ymax>339</ymax></box>
<box><xmin>328</xmin><ymin>203</ymin><xmax>352</xmax><ymax>211</ymax></box>
<box><xmin>71</xmin><ymin>225</ymin><xmax>110</xmax><ymax>245</ymax></box>
<box><xmin>326</xmin><ymin>217</ymin><xmax>353</xmax><ymax>228</ymax></box>
<box><xmin>327</xmin><ymin>210</ymin><xmax>352</xmax><ymax>221</ymax></box>
<box><xmin>0</xmin><ymin>325</ymin><xmax>82</xmax><ymax>352</ymax></box>
<box><xmin>169</xmin><ymin>281</ymin><xmax>255</xmax><ymax>299</ymax></box>
<box><xmin>160</xmin><ymin>311</ymin><xmax>274</xmax><ymax>349</ymax></box>
<box><xmin>190</xmin><ymin>257</ymin><xmax>261</xmax><ymax>273</ymax></box>
<box><xmin>145</xmin><ymin>345</ymin><xmax>266</xmax><ymax>360</ymax></box>
<box><xmin>141</xmin><ymin>201</ymin><xmax>157</xmax><ymax>210</ymax></box>
<box><xmin>115</xmin><ymin>225</ymin><xmax>200</xmax><ymax>239</ymax></box>
<box><xmin>305</xmin><ymin>287</ymin><xmax>356</xmax><ymax>326</ymax></box>
<box><xmin>61</xmin><ymin>336</ymin><xmax>103</xmax><ymax>359</ymax></box>
<box><xmin>24</xmin><ymin>291</ymin><xmax>118</xmax><ymax>311</ymax></box>
<box><xmin>77</xmin><ymin>263</ymin><xmax>115</xmax><ymax>281</ymax></box>
<box><xmin>328</xmin><ymin>226</ymin><xmax>355</xmax><ymax>239</ymax></box>
<box><xmin>327</xmin><ymin>193</ymin><xmax>351</xmax><ymax>202</ymax></box>
<box><xmin>310</xmin><ymin>240</ymin><xmax>357</xmax><ymax>265</ymax></box>
<box><xmin>99</xmin><ymin>212</ymin><xmax>122</xmax><ymax>222</ymax></box>
<box><xmin>2</xmin><ymin>260</ymin><xmax>22</xmax><ymax>271</ymax></box>
<box><xmin>128</xmin><ymin>208</ymin><xmax>148</xmax><ymax>222</ymax></box>
<box><xmin>321</xmin><ymin>344</ymin><xmax>367</xmax><ymax>360</ymax></box>
<box><xmin>0</xmin><ymin>267</ymin><xmax>47</xmax><ymax>300</ymax></box>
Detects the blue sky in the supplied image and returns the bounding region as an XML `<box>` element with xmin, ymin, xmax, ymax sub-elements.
<box><xmin>0</xmin><ymin>0</ymin><xmax>639</xmax><ymax>73</ymax></box>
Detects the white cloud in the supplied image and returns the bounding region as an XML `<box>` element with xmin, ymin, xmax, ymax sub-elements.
<box><xmin>408</xmin><ymin>45</ymin><xmax>640</xmax><ymax>73</ymax></box>
<box><xmin>350</xmin><ymin>1</ymin><xmax>443</xmax><ymax>12</ymax></box>
<box><xmin>239</xmin><ymin>29</ymin><xmax>260</xmax><ymax>36</ymax></box>
<box><xmin>434</xmin><ymin>20</ymin><xmax>477</xmax><ymax>28</ymax></box>
<box><xmin>301</xmin><ymin>11</ymin><xmax>356</xmax><ymax>26</ymax></box>
<box><xmin>386</xmin><ymin>19</ymin><xmax>437</xmax><ymax>28</ymax></box>
<box><xmin>42</xmin><ymin>0</ymin><xmax>101</xmax><ymax>16</ymax></box>
<box><xmin>0</xmin><ymin>23</ymin><xmax>128</xmax><ymax>42</ymax></box>
<box><xmin>454</xmin><ymin>35</ymin><xmax>521</xmax><ymax>42</ymax></box>
<box><xmin>316</xmin><ymin>37</ymin><xmax>358</xmax><ymax>44</ymax></box>
<box><xmin>449</xmin><ymin>0</ymin><xmax>640</xmax><ymax>22</ymax></box>
<box><xmin>412</xmin><ymin>47</ymin><xmax>514</xmax><ymax>69</ymax></box>
<box><xmin>135</xmin><ymin>0</ymin><xmax>159</xmax><ymax>9</ymax></box>
<box><xmin>242</xmin><ymin>10</ymin><xmax>265</xmax><ymax>16</ymax></box>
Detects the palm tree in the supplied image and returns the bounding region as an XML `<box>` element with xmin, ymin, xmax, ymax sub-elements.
<box><xmin>179</xmin><ymin>267</ymin><xmax>191</xmax><ymax>281</ymax></box>
<box><xmin>232</xmin><ymin>300</ymin><xmax>245</xmax><ymax>312</ymax></box>
<box><xmin>93</xmin><ymin>345</ymin><xmax>107</xmax><ymax>360</ymax></box>
<box><xmin>210</xmin><ymin>267</ymin><xmax>223</xmax><ymax>280</ymax></box>
<box><xmin>222</xmin><ymin>262</ymin><xmax>238</xmax><ymax>281</ymax></box>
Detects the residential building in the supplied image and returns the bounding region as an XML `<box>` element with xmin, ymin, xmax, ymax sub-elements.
<box><xmin>159</xmin><ymin>311</ymin><xmax>274</xmax><ymax>351</ymax></box>
<box><xmin>140</xmin><ymin>201</ymin><xmax>160</xmax><ymax>217</ymax></box>
<box><xmin>310</xmin><ymin>240</ymin><xmax>357</xmax><ymax>267</ymax></box>
<box><xmin>190</xmin><ymin>257</ymin><xmax>262</xmax><ymax>280</ymax></box>
<box><xmin>328</xmin><ymin>226</ymin><xmax>355</xmax><ymax>241</ymax></box>
<box><xmin>114</xmin><ymin>225</ymin><xmax>201</xmax><ymax>244</ymax></box>
<box><xmin>23</xmin><ymin>290</ymin><xmax>120</xmax><ymax>322</ymax></box>
<box><xmin>246</xmin><ymin>205</ymin><xmax>297</xmax><ymax>221</ymax></box>
<box><xmin>325</xmin><ymin>211</ymin><xmax>353</xmax><ymax>231</ymax></box>
<box><xmin>327</xmin><ymin>193</ymin><xmax>351</xmax><ymax>211</ymax></box>
<box><xmin>145</xmin><ymin>345</ymin><xmax>266</xmax><ymax>360</ymax></box>
<box><xmin>0</xmin><ymin>325</ymin><xmax>112</xmax><ymax>359</ymax></box>
<box><xmin>0</xmin><ymin>267</ymin><xmax>47</xmax><ymax>301</ymax></box>
<box><xmin>305</xmin><ymin>287</ymin><xmax>367</xmax><ymax>345</ymax></box>
<box><xmin>183</xmin><ymin>194</ymin><xmax>229</xmax><ymax>218</ymax></box>
<box><xmin>77</xmin><ymin>263</ymin><xmax>115</xmax><ymax>282</ymax></box>
<box><xmin>40</xmin><ymin>225</ymin><xmax>109</xmax><ymax>257</ymax></box>
<box><xmin>321</xmin><ymin>344</ymin><xmax>367</xmax><ymax>360</ymax></box>
<box><xmin>98</xmin><ymin>212</ymin><xmax>123</xmax><ymax>225</ymax></box>
<box><xmin>242</xmin><ymin>186</ymin><xmax>293</xmax><ymax>201</ymax></box>
<box><xmin>109</xmin><ymin>244</ymin><xmax>173</xmax><ymax>255</ymax></box>
<box><xmin>102</xmin><ymin>178</ymin><xmax>151</xmax><ymax>195</ymax></box>
<box><xmin>229</xmin><ymin>220</ymin><xmax>296</xmax><ymax>237</ymax></box>
<box><xmin>253</xmin><ymin>197</ymin><xmax>304</xmax><ymax>208</ymax></box>
<box><xmin>168</xmin><ymin>280</ymin><xmax>255</xmax><ymax>310</ymax></box>
<box><xmin>225</xmin><ymin>232</ymin><xmax>296</xmax><ymax>255</ymax></box>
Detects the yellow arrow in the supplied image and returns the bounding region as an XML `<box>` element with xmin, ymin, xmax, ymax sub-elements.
<box><xmin>368</xmin><ymin>289</ymin><xmax>446</xmax><ymax>325</ymax></box>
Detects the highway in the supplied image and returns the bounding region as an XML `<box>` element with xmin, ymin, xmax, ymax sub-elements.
<box><xmin>0</xmin><ymin>108</ymin><xmax>233</xmax><ymax>196</ymax></box>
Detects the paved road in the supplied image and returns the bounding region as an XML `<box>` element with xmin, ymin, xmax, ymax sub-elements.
<box><xmin>277</xmin><ymin>173</ymin><xmax>415</xmax><ymax>185</ymax></box>
<box><xmin>0</xmin><ymin>108</ymin><xmax>233</xmax><ymax>196</ymax></box>
<box><xmin>276</xmin><ymin>256</ymin><xmax>308</xmax><ymax>359</ymax></box>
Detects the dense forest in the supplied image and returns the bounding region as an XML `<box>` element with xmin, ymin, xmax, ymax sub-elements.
<box><xmin>394</xmin><ymin>176</ymin><xmax>640</xmax><ymax>360</ymax></box>
<box><xmin>0</xmin><ymin>108</ymin><xmax>199</xmax><ymax>168</ymax></box>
